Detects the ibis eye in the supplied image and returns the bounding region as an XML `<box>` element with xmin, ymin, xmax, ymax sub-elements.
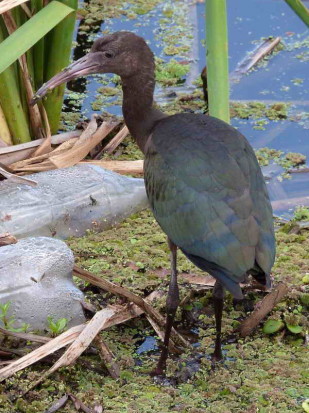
<box><xmin>104</xmin><ymin>51</ymin><xmax>114</xmax><ymax>58</ymax></box>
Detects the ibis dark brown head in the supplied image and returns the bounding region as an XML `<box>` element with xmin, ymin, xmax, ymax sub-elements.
<box><xmin>32</xmin><ymin>31</ymin><xmax>155</xmax><ymax>104</ymax></box>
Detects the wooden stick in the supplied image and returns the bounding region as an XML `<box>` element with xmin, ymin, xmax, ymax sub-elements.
<box><xmin>0</xmin><ymin>327</ymin><xmax>51</xmax><ymax>344</ymax></box>
<box><xmin>0</xmin><ymin>131</ymin><xmax>82</xmax><ymax>166</ymax></box>
<box><xmin>0</xmin><ymin>325</ymin><xmax>84</xmax><ymax>381</ymax></box>
<box><xmin>239</xmin><ymin>283</ymin><xmax>289</xmax><ymax>337</ymax></box>
<box><xmin>80</xmin><ymin>159</ymin><xmax>144</xmax><ymax>175</ymax></box>
<box><xmin>0</xmin><ymin>165</ymin><xmax>37</xmax><ymax>186</ymax></box>
<box><xmin>103</xmin><ymin>125</ymin><xmax>129</xmax><ymax>154</ymax></box>
<box><xmin>94</xmin><ymin>336</ymin><xmax>120</xmax><ymax>379</ymax></box>
<box><xmin>73</xmin><ymin>265</ymin><xmax>188</xmax><ymax>348</ymax></box>
<box><xmin>230</xmin><ymin>37</ymin><xmax>281</xmax><ymax>83</ymax></box>
<box><xmin>0</xmin><ymin>290</ymin><xmax>162</xmax><ymax>382</ymax></box>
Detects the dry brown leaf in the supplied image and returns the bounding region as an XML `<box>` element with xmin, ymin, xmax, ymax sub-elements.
<box><xmin>0</xmin><ymin>290</ymin><xmax>162</xmax><ymax>382</ymax></box>
<box><xmin>49</xmin><ymin>120</ymin><xmax>119</xmax><ymax>169</ymax></box>
<box><xmin>0</xmin><ymin>165</ymin><xmax>37</xmax><ymax>186</ymax></box>
<box><xmin>179</xmin><ymin>273</ymin><xmax>216</xmax><ymax>286</ymax></box>
<box><xmin>0</xmin><ymin>325</ymin><xmax>84</xmax><ymax>381</ymax></box>
<box><xmin>0</xmin><ymin>131</ymin><xmax>82</xmax><ymax>166</ymax></box>
<box><xmin>80</xmin><ymin>159</ymin><xmax>144</xmax><ymax>175</ymax></box>
<box><xmin>103</xmin><ymin>125</ymin><xmax>129</xmax><ymax>154</ymax></box>
<box><xmin>0</xmin><ymin>0</ymin><xmax>29</xmax><ymax>14</ymax></box>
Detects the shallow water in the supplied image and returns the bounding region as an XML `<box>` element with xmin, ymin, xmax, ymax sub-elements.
<box><xmin>66</xmin><ymin>0</ymin><xmax>309</xmax><ymax>218</ymax></box>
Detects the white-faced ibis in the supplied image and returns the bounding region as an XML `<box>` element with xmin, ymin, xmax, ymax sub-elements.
<box><xmin>33</xmin><ymin>32</ymin><xmax>276</xmax><ymax>375</ymax></box>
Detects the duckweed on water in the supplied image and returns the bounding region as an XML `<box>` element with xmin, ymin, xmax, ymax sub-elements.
<box><xmin>1</xmin><ymin>209</ymin><xmax>308</xmax><ymax>412</ymax></box>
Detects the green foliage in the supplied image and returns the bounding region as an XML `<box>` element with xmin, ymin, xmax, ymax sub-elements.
<box><xmin>47</xmin><ymin>316</ymin><xmax>68</xmax><ymax>336</ymax></box>
<box><xmin>286</xmin><ymin>324</ymin><xmax>303</xmax><ymax>334</ymax></box>
<box><xmin>263</xmin><ymin>319</ymin><xmax>285</xmax><ymax>334</ymax></box>
<box><xmin>0</xmin><ymin>0</ymin><xmax>77</xmax><ymax>142</ymax></box>
<box><xmin>293</xmin><ymin>206</ymin><xmax>309</xmax><ymax>221</ymax></box>
<box><xmin>155</xmin><ymin>58</ymin><xmax>189</xmax><ymax>86</ymax></box>
<box><xmin>0</xmin><ymin>301</ymin><xmax>30</xmax><ymax>332</ymax></box>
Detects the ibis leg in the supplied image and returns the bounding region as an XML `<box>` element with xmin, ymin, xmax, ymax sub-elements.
<box><xmin>153</xmin><ymin>238</ymin><xmax>179</xmax><ymax>375</ymax></box>
<box><xmin>212</xmin><ymin>280</ymin><xmax>225</xmax><ymax>361</ymax></box>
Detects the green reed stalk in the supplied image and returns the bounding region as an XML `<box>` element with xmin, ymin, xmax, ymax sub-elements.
<box><xmin>0</xmin><ymin>21</ymin><xmax>31</xmax><ymax>143</ymax></box>
<box><xmin>44</xmin><ymin>0</ymin><xmax>78</xmax><ymax>134</ymax></box>
<box><xmin>284</xmin><ymin>0</ymin><xmax>309</xmax><ymax>27</ymax></box>
<box><xmin>205</xmin><ymin>0</ymin><xmax>230</xmax><ymax>123</ymax></box>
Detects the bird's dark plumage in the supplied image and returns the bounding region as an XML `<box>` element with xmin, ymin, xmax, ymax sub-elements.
<box><xmin>145</xmin><ymin>113</ymin><xmax>275</xmax><ymax>298</ymax></box>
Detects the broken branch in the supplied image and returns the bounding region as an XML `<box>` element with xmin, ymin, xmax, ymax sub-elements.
<box><xmin>239</xmin><ymin>282</ymin><xmax>289</xmax><ymax>337</ymax></box>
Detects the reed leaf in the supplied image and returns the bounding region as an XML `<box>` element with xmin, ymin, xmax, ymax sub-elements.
<box><xmin>2</xmin><ymin>10</ymin><xmax>45</xmax><ymax>139</ymax></box>
<box><xmin>0</xmin><ymin>1</ymin><xmax>75</xmax><ymax>74</ymax></box>
<box><xmin>205</xmin><ymin>0</ymin><xmax>230</xmax><ymax>123</ymax></box>
<box><xmin>31</xmin><ymin>0</ymin><xmax>45</xmax><ymax>90</ymax></box>
<box><xmin>43</xmin><ymin>0</ymin><xmax>78</xmax><ymax>134</ymax></box>
<box><xmin>284</xmin><ymin>0</ymin><xmax>309</xmax><ymax>27</ymax></box>
<box><xmin>0</xmin><ymin>21</ymin><xmax>31</xmax><ymax>143</ymax></box>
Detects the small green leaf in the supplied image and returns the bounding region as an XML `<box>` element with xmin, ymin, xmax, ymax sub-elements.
<box><xmin>286</xmin><ymin>324</ymin><xmax>302</xmax><ymax>334</ymax></box>
<box><xmin>57</xmin><ymin>318</ymin><xmax>68</xmax><ymax>331</ymax></box>
<box><xmin>263</xmin><ymin>319</ymin><xmax>285</xmax><ymax>334</ymax></box>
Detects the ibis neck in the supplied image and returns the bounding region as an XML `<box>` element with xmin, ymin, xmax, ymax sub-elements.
<box><xmin>121</xmin><ymin>72</ymin><xmax>166</xmax><ymax>153</ymax></box>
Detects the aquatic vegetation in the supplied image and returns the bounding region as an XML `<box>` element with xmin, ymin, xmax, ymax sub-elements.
<box><xmin>293</xmin><ymin>206</ymin><xmax>309</xmax><ymax>222</ymax></box>
<box><xmin>255</xmin><ymin>147</ymin><xmax>306</xmax><ymax>171</ymax></box>
<box><xmin>0</xmin><ymin>209</ymin><xmax>308</xmax><ymax>412</ymax></box>
<box><xmin>155</xmin><ymin>58</ymin><xmax>190</xmax><ymax>86</ymax></box>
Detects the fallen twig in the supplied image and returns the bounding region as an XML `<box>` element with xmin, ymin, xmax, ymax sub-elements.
<box><xmin>0</xmin><ymin>325</ymin><xmax>84</xmax><ymax>381</ymax></box>
<box><xmin>80</xmin><ymin>159</ymin><xmax>144</xmax><ymax>175</ymax></box>
<box><xmin>0</xmin><ymin>131</ymin><xmax>82</xmax><ymax>166</ymax></box>
<box><xmin>230</xmin><ymin>37</ymin><xmax>281</xmax><ymax>83</ymax></box>
<box><xmin>288</xmin><ymin>167</ymin><xmax>309</xmax><ymax>174</ymax></box>
<box><xmin>103</xmin><ymin>125</ymin><xmax>129</xmax><ymax>154</ymax></box>
<box><xmin>0</xmin><ymin>327</ymin><xmax>51</xmax><ymax>343</ymax></box>
<box><xmin>94</xmin><ymin>336</ymin><xmax>120</xmax><ymax>379</ymax></box>
<box><xmin>45</xmin><ymin>394</ymin><xmax>69</xmax><ymax>413</ymax></box>
<box><xmin>0</xmin><ymin>165</ymin><xmax>37</xmax><ymax>186</ymax></box>
<box><xmin>239</xmin><ymin>282</ymin><xmax>289</xmax><ymax>337</ymax></box>
<box><xmin>0</xmin><ymin>290</ymin><xmax>163</xmax><ymax>384</ymax></box>
<box><xmin>68</xmin><ymin>393</ymin><xmax>96</xmax><ymax>413</ymax></box>
<box><xmin>73</xmin><ymin>265</ymin><xmax>188</xmax><ymax>348</ymax></box>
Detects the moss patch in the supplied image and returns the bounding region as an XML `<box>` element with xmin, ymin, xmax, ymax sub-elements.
<box><xmin>1</xmin><ymin>210</ymin><xmax>308</xmax><ymax>412</ymax></box>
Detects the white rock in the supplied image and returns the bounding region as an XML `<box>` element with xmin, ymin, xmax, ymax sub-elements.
<box><xmin>0</xmin><ymin>237</ymin><xmax>85</xmax><ymax>331</ymax></box>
